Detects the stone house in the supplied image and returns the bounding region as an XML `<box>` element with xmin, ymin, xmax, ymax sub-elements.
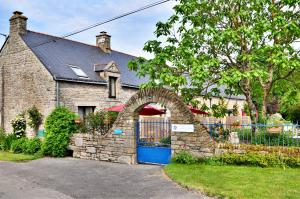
<box><xmin>0</xmin><ymin>11</ymin><xmax>148</xmax><ymax>133</ymax></box>
<box><xmin>0</xmin><ymin>11</ymin><xmax>247</xmax><ymax>134</ymax></box>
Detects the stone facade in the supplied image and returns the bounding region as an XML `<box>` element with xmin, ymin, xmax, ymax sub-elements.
<box><xmin>0</xmin><ymin>11</ymin><xmax>139</xmax><ymax>134</ymax></box>
<box><xmin>58</xmin><ymin>81</ymin><xmax>137</xmax><ymax>113</ymax></box>
<box><xmin>0</xmin><ymin>15</ymin><xmax>56</xmax><ymax>133</ymax></box>
<box><xmin>70</xmin><ymin>88</ymin><xmax>214</xmax><ymax>164</ymax></box>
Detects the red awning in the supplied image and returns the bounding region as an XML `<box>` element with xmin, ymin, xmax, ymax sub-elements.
<box><xmin>106</xmin><ymin>104</ymin><xmax>165</xmax><ymax>116</ymax></box>
<box><xmin>187</xmin><ymin>105</ymin><xmax>209</xmax><ymax>115</ymax></box>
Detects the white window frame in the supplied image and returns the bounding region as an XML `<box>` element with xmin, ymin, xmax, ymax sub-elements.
<box><xmin>69</xmin><ymin>65</ymin><xmax>88</xmax><ymax>78</ymax></box>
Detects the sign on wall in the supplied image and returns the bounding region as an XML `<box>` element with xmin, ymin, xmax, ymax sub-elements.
<box><xmin>171</xmin><ymin>124</ymin><xmax>194</xmax><ymax>132</ymax></box>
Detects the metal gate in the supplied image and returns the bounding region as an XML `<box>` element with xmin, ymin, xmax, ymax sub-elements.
<box><xmin>136</xmin><ymin>119</ymin><xmax>171</xmax><ymax>165</ymax></box>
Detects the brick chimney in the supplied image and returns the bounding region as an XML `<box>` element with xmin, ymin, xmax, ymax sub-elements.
<box><xmin>9</xmin><ymin>11</ymin><xmax>28</xmax><ymax>35</ymax></box>
<box><xmin>96</xmin><ymin>31</ymin><xmax>111</xmax><ymax>53</ymax></box>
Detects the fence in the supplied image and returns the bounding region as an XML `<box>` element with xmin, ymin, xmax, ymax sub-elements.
<box><xmin>205</xmin><ymin>123</ymin><xmax>300</xmax><ymax>147</ymax></box>
<box><xmin>138</xmin><ymin>119</ymin><xmax>171</xmax><ymax>144</ymax></box>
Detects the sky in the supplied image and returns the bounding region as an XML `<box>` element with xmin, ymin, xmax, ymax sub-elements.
<box><xmin>0</xmin><ymin>0</ymin><xmax>176</xmax><ymax>58</ymax></box>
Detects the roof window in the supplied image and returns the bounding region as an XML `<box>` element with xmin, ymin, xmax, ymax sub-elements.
<box><xmin>69</xmin><ymin>65</ymin><xmax>88</xmax><ymax>78</ymax></box>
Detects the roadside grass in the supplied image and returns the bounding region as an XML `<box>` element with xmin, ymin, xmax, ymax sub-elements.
<box><xmin>165</xmin><ymin>163</ymin><xmax>300</xmax><ymax>199</ymax></box>
<box><xmin>0</xmin><ymin>151</ymin><xmax>41</xmax><ymax>162</ymax></box>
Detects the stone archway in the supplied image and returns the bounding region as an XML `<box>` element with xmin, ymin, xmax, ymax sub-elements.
<box><xmin>112</xmin><ymin>88</ymin><xmax>213</xmax><ymax>164</ymax></box>
<box><xmin>71</xmin><ymin>88</ymin><xmax>213</xmax><ymax>164</ymax></box>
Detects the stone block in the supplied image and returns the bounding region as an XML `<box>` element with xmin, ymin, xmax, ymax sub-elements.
<box><xmin>75</xmin><ymin>137</ymin><xmax>83</xmax><ymax>147</ymax></box>
<box><xmin>117</xmin><ymin>156</ymin><xmax>132</xmax><ymax>164</ymax></box>
<box><xmin>86</xmin><ymin>147</ymin><xmax>96</xmax><ymax>153</ymax></box>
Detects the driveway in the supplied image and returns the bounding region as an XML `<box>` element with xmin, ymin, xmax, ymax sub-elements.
<box><xmin>0</xmin><ymin>158</ymin><xmax>207</xmax><ymax>199</ymax></box>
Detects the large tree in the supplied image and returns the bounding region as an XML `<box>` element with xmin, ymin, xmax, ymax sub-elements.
<box><xmin>129</xmin><ymin>0</ymin><xmax>300</xmax><ymax>123</ymax></box>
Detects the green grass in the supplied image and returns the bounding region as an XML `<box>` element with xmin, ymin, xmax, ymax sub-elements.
<box><xmin>165</xmin><ymin>163</ymin><xmax>300</xmax><ymax>199</ymax></box>
<box><xmin>0</xmin><ymin>151</ymin><xmax>40</xmax><ymax>162</ymax></box>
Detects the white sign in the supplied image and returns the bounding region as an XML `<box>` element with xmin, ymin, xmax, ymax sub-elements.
<box><xmin>171</xmin><ymin>124</ymin><xmax>194</xmax><ymax>132</ymax></box>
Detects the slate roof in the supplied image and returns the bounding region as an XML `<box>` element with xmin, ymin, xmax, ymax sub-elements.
<box><xmin>20</xmin><ymin>30</ymin><xmax>245</xmax><ymax>100</ymax></box>
<box><xmin>21</xmin><ymin>30</ymin><xmax>148</xmax><ymax>88</ymax></box>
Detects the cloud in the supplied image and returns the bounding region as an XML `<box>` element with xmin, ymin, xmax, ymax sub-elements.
<box><xmin>0</xmin><ymin>0</ymin><xmax>175</xmax><ymax>58</ymax></box>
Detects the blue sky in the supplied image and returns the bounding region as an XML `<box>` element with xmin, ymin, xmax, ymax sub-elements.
<box><xmin>0</xmin><ymin>0</ymin><xmax>175</xmax><ymax>57</ymax></box>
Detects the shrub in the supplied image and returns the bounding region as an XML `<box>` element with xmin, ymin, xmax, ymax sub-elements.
<box><xmin>173</xmin><ymin>150</ymin><xmax>197</xmax><ymax>164</ymax></box>
<box><xmin>0</xmin><ymin>129</ymin><xmax>6</xmax><ymax>150</ymax></box>
<box><xmin>25</xmin><ymin>138</ymin><xmax>41</xmax><ymax>154</ymax></box>
<box><xmin>42</xmin><ymin>107</ymin><xmax>78</xmax><ymax>157</ymax></box>
<box><xmin>160</xmin><ymin>136</ymin><xmax>171</xmax><ymax>145</ymax></box>
<box><xmin>82</xmin><ymin>110</ymin><xmax>118</xmax><ymax>135</ymax></box>
<box><xmin>27</xmin><ymin>106</ymin><xmax>43</xmax><ymax>131</ymax></box>
<box><xmin>202</xmin><ymin>153</ymin><xmax>300</xmax><ymax>168</ymax></box>
<box><xmin>10</xmin><ymin>138</ymin><xmax>28</xmax><ymax>153</ymax></box>
<box><xmin>2</xmin><ymin>133</ymin><xmax>17</xmax><ymax>151</ymax></box>
<box><xmin>11</xmin><ymin>113</ymin><xmax>26</xmax><ymax>138</ymax></box>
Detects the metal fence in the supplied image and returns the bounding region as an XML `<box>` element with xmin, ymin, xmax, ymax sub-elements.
<box><xmin>204</xmin><ymin>123</ymin><xmax>300</xmax><ymax>147</ymax></box>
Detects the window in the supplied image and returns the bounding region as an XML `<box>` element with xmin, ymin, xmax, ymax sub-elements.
<box><xmin>78</xmin><ymin>106</ymin><xmax>95</xmax><ymax>120</ymax></box>
<box><xmin>109</xmin><ymin>76</ymin><xmax>117</xmax><ymax>98</ymax></box>
<box><xmin>69</xmin><ymin>65</ymin><xmax>88</xmax><ymax>78</ymax></box>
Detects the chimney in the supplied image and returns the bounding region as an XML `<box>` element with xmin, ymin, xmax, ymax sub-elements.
<box><xmin>9</xmin><ymin>11</ymin><xmax>28</xmax><ymax>35</ymax></box>
<box><xmin>96</xmin><ymin>31</ymin><xmax>111</xmax><ymax>53</ymax></box>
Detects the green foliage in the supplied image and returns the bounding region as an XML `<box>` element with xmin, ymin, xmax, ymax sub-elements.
<box><xmin>211</xmin><ymin>99</ymin><xmax>227</xmax><ymax>118</ymax></box>
<box><xmin>172</xmin><ymin>150</ymin><xmax>197</xmax><ymax>165</ymax></box>
<box><xmin>2</xmin><ymin>133</ymin><xmax>17</xmax><ymax>151</ymax></box>
<box><xmin>11</xmin><ymin>113</ymin><xmax>26</xmax><ymax>138</ymax></box>
<box><xmin>200</xmin><ymin>103</ymin><xmax>210</xmax><ymax>112</ymax></box>
<box><xmin>232</xmin><ymin>103</ymin><xmax>239</xmax><ymax>116</ymax></box>
<box><xmin>129</xmin><ymin>0</ymin><xmax>300</xmax><ymax>122</ymax></box>
<box><xmin>27</xmin><ymin>106</ymin><xmax>42</xmax><ymax>130</ymax></box>
<box><xmin>10</xmin><ymin>138</ymin><xmax>28</xmax><ymax>154</ymax></box>
<box><xmin>80</xmin><ymin>111</ymin><xmax>118</xmax><ymax>135</ymax></box>
<box><xmin>203</xmin><ymin>153</ymin><xmax>300</xmax><ymax>168</ymax></box>
<box><xmin>236</xmin><ymin>128</ymin><xmax>299</xmax><ymax>147</ymax></box>
<box><xmin>287</xmin><ymin>104</ymin><xmax>300</xmax><ymax>123</ymax></box>
<box><xmin>25</xmin><ymin>138</ymin><xmax>41</xmax><ymax>154</ymax></box>
<box><xmin>42</xmin><ymin>107</ymin><xmax>78</xmax><ymax>157</ymax></box>
<box><xmin>160</xmin><ymin>136</ymin><xmax>171</xmax><ymax>145</ymax></box>
<box><xmin>8</xmin><ymin>137</ymin><xmax>41</xmax><ymax>154</ymax></box>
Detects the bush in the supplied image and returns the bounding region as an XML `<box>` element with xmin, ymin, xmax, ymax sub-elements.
<box><xmin>1</xmin><ymin>133</ymin><xmax>17</xmax><ymax>151</ymax></box>
<box><xmin>202</xmin><ymin>153</ymin><xmax>300</xmax><ymax>168</ymax></box>
<box><xmin>10</xmin><ymin>138</ymin><xmax>28</xmax><ymax>153</ymax></box>
<box><xmin>42</xmin><ymin>107</ymin><xmax>78</xmax><ymax>157</ymax></box>
<box><xmin>11</xmin><ymin>113</ymin><xmax>26</xmax><ymax>138</ymax></box>
<box><xmin>25</xmin><ymin>138</ymin><xmax>41</xmax><ymax>154</ymax></box>
<box><xmin>173</xmin><ymin>150</ymin><xmax>197</xmax><ymax>164</ymax></box>
<box><xmin>0</xmin><ymin>129</ymin><xmax>6</xmax><ymax>150</ymax></box>
<box><xmin>78</xmin><ymin>111</ymin><xmax>118</xmax><ymax>135</ymax></box>
<box><xmin>27</xmin><ymin>106</ymin><xmax>43</xmax><ymax>130</ymax></box>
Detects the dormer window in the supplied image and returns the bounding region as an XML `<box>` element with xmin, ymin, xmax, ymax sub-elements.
<box><xmin>69</xmin><ymin>65</ymin><xmax>88</xmax><ymax>78</ymax></box>
<box><xmin>109</xmin><ymin>76</ymin><xmax>117</xmax><ymax>98</ymax></box>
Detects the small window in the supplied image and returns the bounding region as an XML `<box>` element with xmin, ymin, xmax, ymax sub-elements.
<box><xmin>78</xmin><ymin>106</ymin><xmax>95</xmax><ymax>120</ymax></box>
<box><xmin>109</xmin><ymin>76</ymin><xmax>117</xmax><ymax>98</ymax></box>
<box><xmin>69</xmin><ymin>65</ymin><xmax>88</xmax><ymax>78</ymax></box>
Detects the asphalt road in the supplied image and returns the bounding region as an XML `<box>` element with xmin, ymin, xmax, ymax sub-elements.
<box><xmin>0</xmin><ymin>158</ymin><xmax>207</xmax><ymax>199</ymax></box>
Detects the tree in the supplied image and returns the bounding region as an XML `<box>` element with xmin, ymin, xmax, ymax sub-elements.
<box><xmin>129</xmin><ymin>0</ymin><xmax>300</xmax><ymax>124</ymax></box>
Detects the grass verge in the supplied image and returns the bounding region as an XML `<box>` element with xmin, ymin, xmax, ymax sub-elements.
<box><xmin>0</xmin><ymin>151</ymin><xmax>41</xmax><ymax>162</ymax></box>
<box><xmin>165</xmin><ymin>163</ymin><xmax>300</xmax><ymax>199</ymax></box>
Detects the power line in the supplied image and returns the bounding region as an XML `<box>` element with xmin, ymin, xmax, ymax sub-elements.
<box><xmin>3</xmin><ymin>0</ymin><xmax>171</xmax><ymax>56</ymax></box>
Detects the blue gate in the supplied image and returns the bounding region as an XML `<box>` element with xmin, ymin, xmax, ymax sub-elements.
<box><xmin>136</xmin><ymin>120</ymin><xmax>171</xmax><ymax>165</ymax></box>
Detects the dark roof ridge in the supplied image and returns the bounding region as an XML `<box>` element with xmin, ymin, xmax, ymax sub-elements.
<box><xmin>26</xmin><ymin>30</ymin><xmax>139</xmax><ymax>58</ymax></box>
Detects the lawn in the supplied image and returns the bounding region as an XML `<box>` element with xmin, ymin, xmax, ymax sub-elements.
<box><xmin>0</xmin><ymin>151</ymin><xmax>39</xmax><ymax>162</ymax></box>
<box><xmin>165</xmin><ymin>163</ymin><xmax>300</xmax><ymax>199</ymax></box>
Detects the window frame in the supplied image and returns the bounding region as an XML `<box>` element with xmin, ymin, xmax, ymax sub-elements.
<box><xmin>108</xmin><ymin>76</ymin><xmax>117</xmax><ymax>98</ymax></box>
<box><xmin>69</xmin><ymin>65</ymin><xmax>89</xmax><ymax>78</ymax></box>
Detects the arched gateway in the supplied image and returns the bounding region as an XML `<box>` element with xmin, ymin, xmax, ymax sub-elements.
<box><xmin>71</xmin><ymin>88</ymin><xmax>213</xmax><ymax>165</ymax></box>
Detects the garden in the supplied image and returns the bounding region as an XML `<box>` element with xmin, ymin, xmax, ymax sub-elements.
<box><xmin>165</xmin><ymin>151</ymin><xmax>300</xmax><ymax>199</ymax></box>
<box><xmin>0</xmin><ymin>106</ymin><xmax>117</xmax><ymax>162</ymax></box>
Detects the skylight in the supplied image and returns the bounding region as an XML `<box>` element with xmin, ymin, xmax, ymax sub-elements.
<box><xmin>69</xmin><ymin>65</ymin><xmax>88</xmax><ymax>78</ymax></box>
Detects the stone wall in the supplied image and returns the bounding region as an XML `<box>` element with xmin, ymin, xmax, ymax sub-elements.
<box><xmin>59</xmin><ymin>81</ymin><xmax>138</xmax><ymax>113</ymax></box>
<box><xmin>0</xmin><ymin>32</ymin><xmax>57</xmax><ymax>133</ymax></box>
<box><xmin>69</xmin><ymin>88</ymin><xmax>214</xmax><ymax>164</ymax></box>
<box><xmin>69</xmin><ymin>133</ymin><xmax>135</xmax><ymax>164</ymax></box>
